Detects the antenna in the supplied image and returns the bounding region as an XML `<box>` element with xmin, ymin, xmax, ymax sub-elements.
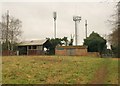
<box><xmin>53</xmin><ymin>12</ymin><xmax>57</xmax><ymax>38</ymax></box>
<box><xmin>73</xmin><ymin>16</ymin><xmax>81</xmax><ymax>46</ymax></box>
<box><xmin>53</xmin><ymin>12</ymin><xmax>57</xmax><ymax>20</ymax></box>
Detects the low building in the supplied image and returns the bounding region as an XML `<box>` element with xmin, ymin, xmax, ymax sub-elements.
<box><xmin>17</xmin><ymin>39</ymin><xmax>51</xmax><ymax>55</ymax></box>
<box><xmin>55</xmin><ymin>46</ymin><xmax>88</xmax><ymax>56</ymax></box>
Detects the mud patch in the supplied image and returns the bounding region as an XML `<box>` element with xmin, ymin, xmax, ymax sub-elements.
<box><xmin>90</xmin><ymin>65</ymin><xmax>108</xmax><ymax>84</ymax></box>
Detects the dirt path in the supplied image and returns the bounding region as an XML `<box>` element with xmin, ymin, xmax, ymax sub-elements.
<box><xmin>90</xmin><ymin>65</ymin><xmax>108</xmax><ymax>84</ymax></box>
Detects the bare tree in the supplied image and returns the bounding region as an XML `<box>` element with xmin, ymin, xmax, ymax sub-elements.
<box><xmin>108</xmin><ymin>1</ymin><xmax>120</xmax><ymax>57</ymax></box>
<box><xmin>0</xmin><ymin>11</ymin><xmax>22</xmax><ymax>51</ymax></box>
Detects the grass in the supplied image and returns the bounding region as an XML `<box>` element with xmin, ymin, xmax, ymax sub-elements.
<box><xmin>104</xmin><ymin>58</ymin><xmax>119</xmax><ymax>84</ymax></box>
<box><xmin>2</xmin><ymin>56</ymin><xmax>119</xmax><ymax>84</ymax></box>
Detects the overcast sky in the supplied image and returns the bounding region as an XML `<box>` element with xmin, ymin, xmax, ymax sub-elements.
<box><xmin>0</xmin><ymin>1</ymin><xmax>118</xmax><ymax>45</ymax></box>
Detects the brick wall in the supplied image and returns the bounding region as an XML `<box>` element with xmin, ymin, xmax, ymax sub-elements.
<box><xmin>55</xmin><ymin>49</ymin><xmax>66</xmax><ymax>56</ymax></box>
<box><xmin>55</xmin><ymin>46</ymin><xmax>88</xmax><ymax>56</ymax></box>
<box><xmin>75</xmin><ymin>48</ymin><xmax>88</xmax><ymax>56</ymax></box>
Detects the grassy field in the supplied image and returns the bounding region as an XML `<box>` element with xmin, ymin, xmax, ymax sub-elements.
<box><xmin>2</xmin><ymin>56</ymin><xmax>119</xmax><ymax>84</ymax></box>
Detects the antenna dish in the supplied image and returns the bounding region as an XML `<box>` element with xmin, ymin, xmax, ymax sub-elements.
<box><xmin>73</xmin><ymin>16</ymin><xmax>81</xmax><ymax>22</ymax></box>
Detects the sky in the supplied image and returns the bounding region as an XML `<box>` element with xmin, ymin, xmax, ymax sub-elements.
<box><xmin>0</xmin><ymin>0</ymin><xmax>118</xmax><ymax>46</ymax></box>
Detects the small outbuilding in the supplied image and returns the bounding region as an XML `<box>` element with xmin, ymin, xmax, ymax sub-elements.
<box><xmin>55</xmin><ymin>46</ymin><xmax>88</xmax><ymax>56</ymax></box>
<box><xmin>17</xmin><ymin>39</ymin><xmax>51</xmax><ymax>55</ymax></box>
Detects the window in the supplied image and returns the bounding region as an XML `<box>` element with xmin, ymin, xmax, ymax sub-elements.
<box><xmin>29</xmin><ymin>46</ymin><xmax>31</xmax><ymax>49</ymax></box>
<box><xmin>33</xmin><ymin>46</ymin><xmax>37</xmax><ymax>49</ymax></box>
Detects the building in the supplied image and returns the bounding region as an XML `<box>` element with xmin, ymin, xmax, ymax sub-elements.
<box><xmin>55</xmin><ymin>46</ymin><xmax>88</xmax><ymax>56</ymax></box>
<box><xmin>17</xmin><ymin>39</ymin><xmax>51</xmax><ymax>55</ymax></box>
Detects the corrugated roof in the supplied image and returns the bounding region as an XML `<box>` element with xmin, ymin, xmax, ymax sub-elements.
<box><xmin>18</xmin><ymin>39</ymin><xmax>48</xmax><ymax>46</ymax></box>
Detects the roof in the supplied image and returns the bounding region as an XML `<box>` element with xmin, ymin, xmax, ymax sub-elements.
<box><xmin>18</xmin><ymin>39</ymin><xmax>48</xmax><ymax>46</ymax></box>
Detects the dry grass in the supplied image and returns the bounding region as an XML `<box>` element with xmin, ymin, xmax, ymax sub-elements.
<box><xmin>2</xmin><ymin>56</ymin><xmax>119</xmax><ymax>84</ymax></box>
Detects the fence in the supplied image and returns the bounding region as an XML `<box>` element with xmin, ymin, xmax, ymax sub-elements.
<box><xmin>2</xmin><ymin>50</ymin><xmax>16</xmax><ymax>56</ymax></box>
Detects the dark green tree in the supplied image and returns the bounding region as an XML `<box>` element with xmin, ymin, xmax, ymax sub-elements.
<box><xmin>46</xmin><ymin>38</ymin><xmax>63</xmax><ymax>55</ymax></box>
<box><xmin>69</xmin><ymin>34</ymin><xmax>74</xmax><ymax>46</ymax></box>
<box><xmin>83</xmin><ymin>31</ymin><xmax>107</xmax><ymax>57</ymax></box>
<box><xmin>62</xmin><ymin>37</ymin><xmax>68</xmax><ymax>46</ymax></box>
<box><xmin>46</xmin><ymin>37</ymin><xmax>73</xmax><ymax>55</ymax></box>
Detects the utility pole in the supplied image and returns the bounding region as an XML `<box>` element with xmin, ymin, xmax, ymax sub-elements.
<box><xmin>85</xmin><ymin>20</ymin><xmax>87</xmax><ymax>38</ymax></box>
<box><xmin>73</xmin><ymin>16</ymin><xmax>81</xmax><ymax>46</ymax></box>
<box><xmin>118</xmin><ymin>1</ymin><xmax>120</xmax><ymax>58</ymax></box>
<box><xmin>11</xmin><ymin>30</ymin><xmax>14</xmax><ymax>51</ymax></box>
<box><xmin>53</xmin><ymin>12</ymin><xmax>57</xmax><ymax>39</ymax></box>
<box><xmin>6</xmin><ymin>10</ymin><xmax>9</xmax><ymax>50</ymax></box>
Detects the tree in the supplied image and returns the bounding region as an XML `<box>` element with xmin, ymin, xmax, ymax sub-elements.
<box><xmin>83</xmin><ymin>31</ymin><xmax>107</xmax><ymax>57</ymax></box>
<box><xmin>62</xmin><ymin>37</ymin><xmax>68</xmax><ymax>46</ymax></box>
<box><xmin>46</xmin><ymin>37</ymin><xmax>72</xmax><ymax>55</ymax></box>
<box><xmin>0</xmin><ymin>11</ymin><xmax>22</xmax><ymax>51</ymax></box>
<box><xmin>108</xmin><ymin>2</ymin><xmax>120</xmax><ymax>57</ymax></box>
<box><xmin>46</xmin><ymin>38</ymin><xmax>63</xmax><ymax>55</ymax></box>
<box><xmin>69</xmin><ymin>34</ymin><xmax>74</xmax><ymax>46</ymax></box>
<box><xmin>109</xmin><ymin>28</ymin><xmax>118</xmax><ymax>57</ymax></box>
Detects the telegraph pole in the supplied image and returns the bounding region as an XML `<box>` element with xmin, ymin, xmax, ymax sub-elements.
<box><xmin>73</xmin><ymin>16</ymin><xmax>81</xmax><ymax>46</ymax></box>
<box><xmin>53</xmin><ymin>12</ymin><xmax>57</xmax><ymax>39</ymax></box>
<box><xmin>118</xmin><ymin>2</ymin><xmax>120</xmax><ymax>58</ymax></box>
<box><xmin>6</xmin><ymin>10</ymin><xmax>9</xmax><ymax>50</ymax></box>
<box><xmin>85</xmin><ymin>20</ymin><xmax>87</xmax><ymax>38</ymax></box>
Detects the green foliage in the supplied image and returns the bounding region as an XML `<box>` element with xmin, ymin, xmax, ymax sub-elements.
<box><xmin>69</xmin><ymin>39</ymin><xmax>73</xmax><ymax>46</ymax></box>
<box><xmin>84</xmin><ymin>31</ymin><xmax>107</xmax><ymax>55</ymax></box>
<box><xmin>46</xmin><ymin>38</ymin><xmax>63</xmax><ymax>55</ymax></box>
<box><xmin>62</xmin><ymin>37</ymin><xmax>68</xmax><ymax>46</ymax></box>
<box><xmin>47</xmin><ymin>37</ymin><xmax>69</xmax><ymax>55</ymax></box>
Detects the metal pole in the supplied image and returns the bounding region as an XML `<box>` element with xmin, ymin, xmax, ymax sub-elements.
<box><xmin>85</xmin><ymin>20</ymin><xmax>87</xmax><ymax>38</ymax></box>
<box><xmin>53</xmin><ymin>12</ymin><xmax>57</xmax><ymax>39</ymax></box>
<box><xmin>54</xmin><ymin>19</ymin><xmax>56</xmax><ymax>39</ymax></box>
<box><xmin>73</xmin><ymin>16</ymin><xmax>81</xmax><ymax>46</ymax></box>
<box><xmin>75</xmin><ymin>21</ymin><xmax>77</xmax><ymax>46</ymax></box>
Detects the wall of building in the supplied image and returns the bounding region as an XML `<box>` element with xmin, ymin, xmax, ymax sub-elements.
<box><xmin>55</xmin><ymin>46</ymin><xmax>100</xmax><ymax>57</ymax></box>
<box><xmin>55</xmin><ymin>46</ymin><xmax>88</xmax><ymax>56</ymax></box>
<box><xmin>27</xmin><ymin>45</ymin><xmax>44</xmax><ymax>55</ymax></box>
<box><xmin>27</xmin><ymin>50</ymin><xmax>45</xmax><ymax>55</ymax></box>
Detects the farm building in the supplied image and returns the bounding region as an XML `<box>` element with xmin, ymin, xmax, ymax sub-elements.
<box><xmin>17</xmin><ymin>39</ymin><xmax>51</xmax><ymax>55</ymax></box>
<box><xmin>55</xmin><ymin>46</ymin><xmax>88</xmax><ymax>56</ymax></box>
